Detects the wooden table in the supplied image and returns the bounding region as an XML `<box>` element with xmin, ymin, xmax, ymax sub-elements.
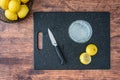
<box><xmin>0</xmin><ymin>0</ymin><xmax>120</xmax><ymax>80</ymax></box>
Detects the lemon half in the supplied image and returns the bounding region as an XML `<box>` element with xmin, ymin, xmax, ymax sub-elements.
<box><xmin>86</xmin><ymin>44</ymin><xmax>98</xmax><ymax>56</ymax></box>
<box><xmin>79</xmin><ymin>52</ymin><xmax>91</xmax><ymax>65</ymax></box>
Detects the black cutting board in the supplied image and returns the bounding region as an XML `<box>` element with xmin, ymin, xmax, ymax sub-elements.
<box><xmin>34</xmin><ymin>12</ymin><xmax>110</xmax><ymax>70</ymax></box>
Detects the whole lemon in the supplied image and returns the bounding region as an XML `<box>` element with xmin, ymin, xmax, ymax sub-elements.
<box><xmin>12</xmin><ymin>0</ymin><xmax>21</xmax><ymax>4</ymax></box>
<box><xmin>17</xmin><ymin>0</ymin><xmax>21</xmax><ymax>4</ymax></box>
<box><xmin>17</xmin><ymin>5</ymin><xmax>29</xmax><ymax>18</ymax></box>
<box><xmin>8</xmin><ymin>0</ymin><xmax>20</xmax><ymax>12</ymax></box>
<box><xmin>79</xmin><ymin>52</ymin><xmax>91</xmax><ymax>65</ymax></box>
<box><xmin>21</xmin><ymin>0</ymin><xmax>29</xmax><ymax>3</ymax></box>
<box><xmin>0</xmin><ymin>0</ymin><xmax>10</xmax><ymax>10</ymax></box>
<box><xmin>5</xmin><ymin>9</ymin><xmax>18</xmax><ymax>20</ymax></box>
<box><xmin>86</xmin><ymin>44</ymin><xmax>98</xmax><ymax>56</ymax></box>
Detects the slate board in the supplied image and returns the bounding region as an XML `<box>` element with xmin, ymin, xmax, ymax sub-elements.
<box><xmin>34</xmin><ymin>12</ymin><xmax>110</xmax><ymax>70</ymax></box>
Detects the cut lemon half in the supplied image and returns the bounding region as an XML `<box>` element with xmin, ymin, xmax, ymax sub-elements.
<box><xmin>79</xmin><ymin>52</ymin><xmax>91</xmax><ymax>65</ymax></box>
<box><xmin>86</xmin><ymin>44</ymin><xmax>98</xmax><ymax>56</ymax></box>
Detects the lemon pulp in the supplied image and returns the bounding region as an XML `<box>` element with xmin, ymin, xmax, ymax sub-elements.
<box><xmin>79</xmin><ymin>52</ymin><xmax>91</xmax><ymax>65</ymax></box>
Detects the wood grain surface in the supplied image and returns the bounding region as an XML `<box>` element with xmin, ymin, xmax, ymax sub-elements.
<box><xmin>0</xmin><ymin>0</ymin><xmax>120</xmax><ymax>80</ymax></box>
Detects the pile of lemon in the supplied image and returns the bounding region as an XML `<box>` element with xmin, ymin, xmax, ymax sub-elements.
<box><xmin>79</xmin><ymin>44</ymin><xmax>98</xmax><ymax>65</ymax></box>
<box><xmin>0</xmin><ymin>0</ymin><xmax>29</xmax><ymax>20</ymax></box>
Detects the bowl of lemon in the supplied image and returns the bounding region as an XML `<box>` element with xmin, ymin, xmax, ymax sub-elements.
<box><xmin>0</xmin><ymin>0</ymin><xmax>33</xmax><ymax>23</ymax></box>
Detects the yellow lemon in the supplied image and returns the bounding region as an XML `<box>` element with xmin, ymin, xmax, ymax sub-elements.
<box><xmin>21</xmin><ymin>0</ymin><xmax>29</xmax><ymax>3</ymax></box>
<box><xmin>0</xmin><ymin>0</ymin><xmax>10</xmax><ymax>10</ymax></box>
<box><xmin>17</xmin><ymin>0</ymin><xmax>21</xmax><ymax>4</ymax></box>
<box><xmin>5</xmin><ymin>9</ymin><xmax>18</xmax><ymax>20</ymax></box>
<box><xmin>8</xmin><ymin>0</ymin><xmax>20</xmax><ymax>12</ymax></box>
<box><xmin>79</xmin><ymin>52</ymin><xmax>91</xmax><ymax>65</ymax></box>
<box><xmin>86</xmin><ymin>44</ymin><xmax>98</xmax><ymax>56</ymax></box>
<box><xmin>12</xmin><ymin>0</ymin><xmax>21</xmax><ymax>4</ymax></box>
<box><xmin>17</xmin><ymin>5</ymin><xmax>29</xmax><ymax>18</ymax></box>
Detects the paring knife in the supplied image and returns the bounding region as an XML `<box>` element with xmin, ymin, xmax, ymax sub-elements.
<box><xmin>48</xmin><ymin>28</ymin><xmax>65</xmax><ymax>64</ymax></box>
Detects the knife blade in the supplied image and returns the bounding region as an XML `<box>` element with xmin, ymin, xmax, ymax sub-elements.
<box><xmin>48</xmin><ymin>28</ymin><xmax>65</xmax><ymax>64</ymax></box>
